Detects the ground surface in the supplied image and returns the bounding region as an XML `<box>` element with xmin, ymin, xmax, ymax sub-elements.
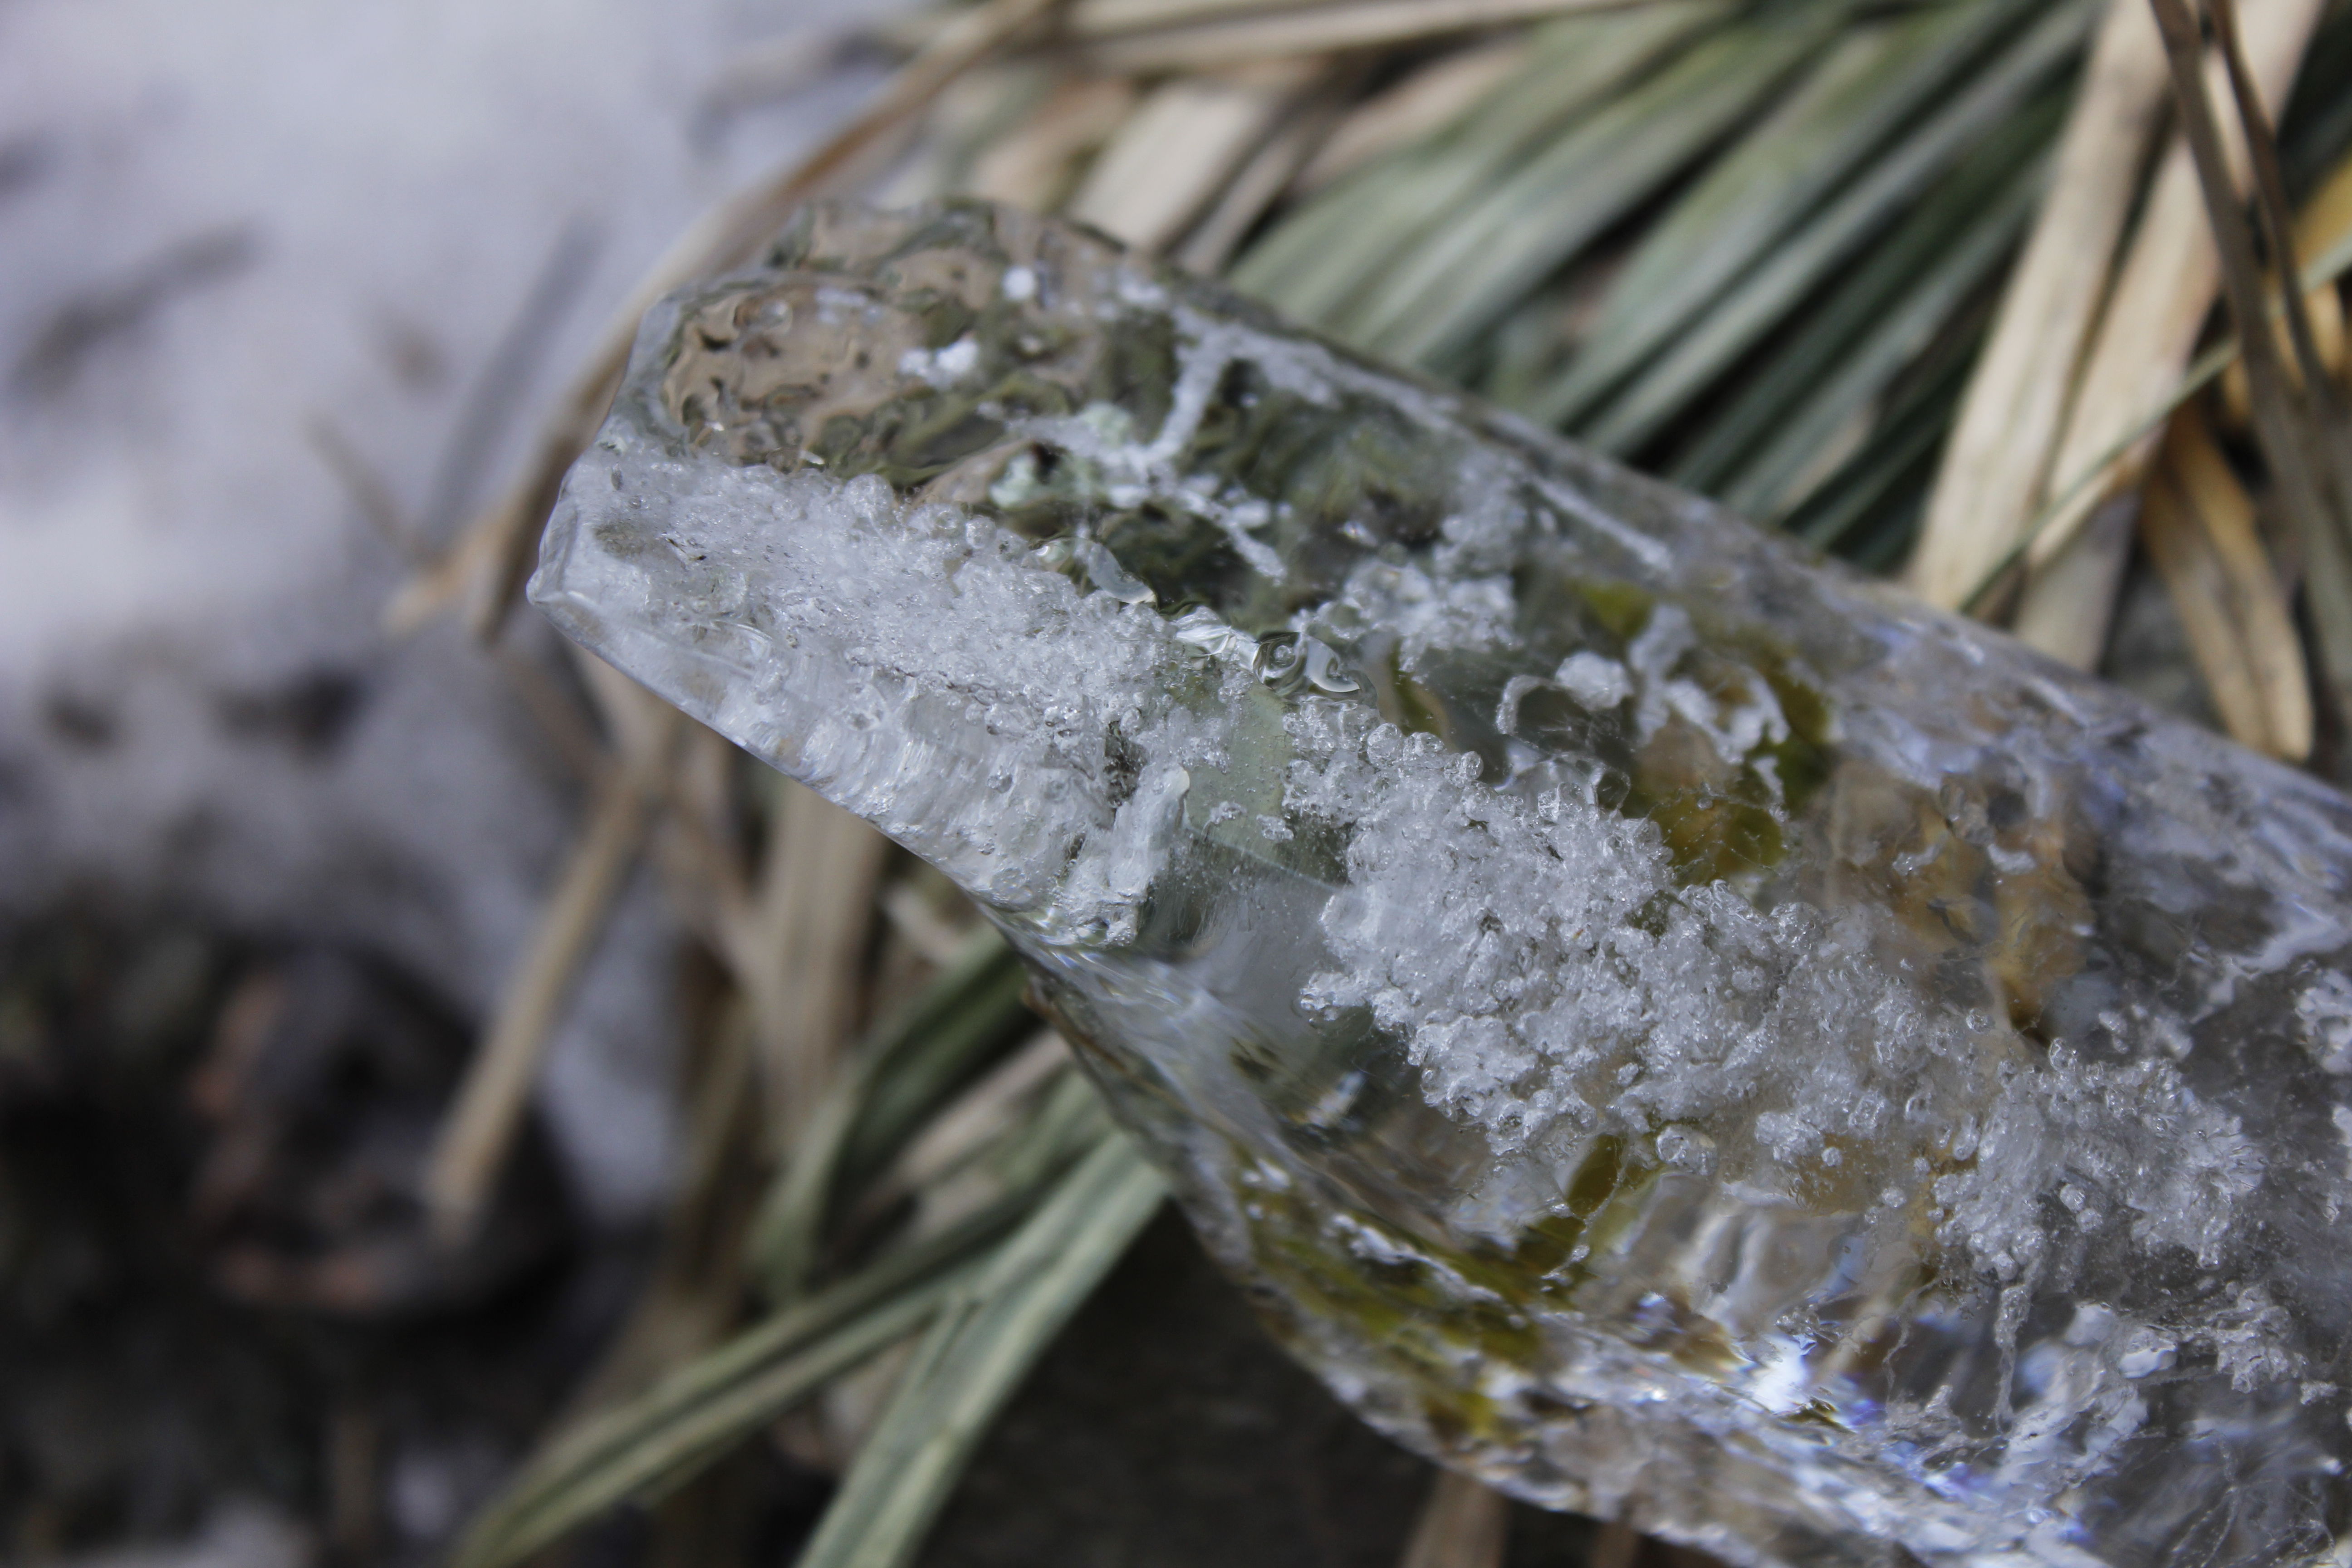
<box><xmin>922</xmin><ymin>1209</ymin><xmax>1609</xmax><ymax>1568</ymax></box>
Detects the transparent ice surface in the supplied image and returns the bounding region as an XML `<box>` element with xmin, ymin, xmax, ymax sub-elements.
<box><xmin>531</xmin><ymin>200</ymin><xmax>2352</xmax><ymax>1567</ymax></box>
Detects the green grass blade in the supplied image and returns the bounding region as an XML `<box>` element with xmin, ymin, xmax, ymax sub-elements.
<box><xmin>790</xmin><ymin>1132</ymin><xmax>1167</xmax><ymax>1568</ymax></box>
<box><xmin>1229</xmin><ymin>1</ymin><xmax>1728</xmax><ymax>325</ymax></box>
<box><xmin>1349</xmin><ymin>5</ymin><xmax>1848</xmax><ymax>368</ymax></box>
<box><xmin>450</xmin><ymin>1212</ymin><xmax>1011</xmax><ymax>1568</ymax></box>
<box><xmin>744</xmin><ymin>929</ymin><xmax>1028</xmax><ymax>1301</ymax></box>
<box><xmin>1720</xmin><ymin>197</ymin><xmax>2029</xmax><ymax>519</ymax></box>
<box><xmin>1537</xmin><ymin>0</ymin><xmax>2037</xmax><ymax>429</ymax></box>
<box><xmin>1682</xmin><ymin>98</ymin><xmax>2058</xmax><ymax>514</ymax></box>
<box><xmin>1783</xmin><ymin>336</ymin><xmax>1981</xmax><ymax>561</ymax></box>
<box><xmin>1560</xmin><ymin>0</ymin><xmax>2094</xmax><ymax>453</ymax></box>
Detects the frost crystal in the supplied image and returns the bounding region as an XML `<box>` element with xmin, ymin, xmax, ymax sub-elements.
<box><xmin>532</xmin><ymin>200</ymin><xmax>2352</xmax><ymax>1568</ymax></box>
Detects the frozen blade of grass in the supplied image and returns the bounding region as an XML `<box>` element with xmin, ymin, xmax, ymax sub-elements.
<box><xmin>790</xmin><ymin>1134</ymin><xmax>1167</xmax><ymax>1568</ymax></box>
<box><xmin>1229</xmin><ymin>3</ymin><xmax>1725</xmax><ymax>326</ymax></box>
<box><xmin>2142</xmin><ymin>404</ymin><xmax>2314</xmax><ymax>758</ymax></box>
<box><xmin>1573</xmin><ymin>0</ymin><xmax>2095</xmax><ymax>456</ymax></box>
<box><xmin>744</xmin><ymin>930</ymin><xmax>1027</xmax><ymax>1303</ymax></box>
<box><xmin>392</xmin><ymin>0</ymin><xmax>1073</xmax><ymax>642</ymax></box>
<box><xmin>1348</xmin><ymin>6</ymin><xmax>1842</xmax><ymax>368</ymax></box>
<box><xmin>1542</xmin><ymin>0</ymin><xmax>2036</xmax><ymax>431</ymax></box>
<box><xmin>1691</xmin><ymin>104</ymin><xmax>2055</xmax><ymax>516</ymax></box>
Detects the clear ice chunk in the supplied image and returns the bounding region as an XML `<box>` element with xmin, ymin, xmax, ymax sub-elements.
<box><xmin>530</xmin><ymin>200</ymin><xmax>2352</xmax><ymax>1568</ymax></box>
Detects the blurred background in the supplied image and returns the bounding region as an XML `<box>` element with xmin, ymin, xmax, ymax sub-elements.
<box><xmin>5</xmin><ymin>0</ymin><xmax>2352</xmax><ymax>1564</ymax></box>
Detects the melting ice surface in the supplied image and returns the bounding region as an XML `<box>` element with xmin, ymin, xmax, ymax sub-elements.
<box><xmin>532</xmin><ymin>201</ymin><xmax>2352</xmax><ymax>1566</ymax></box>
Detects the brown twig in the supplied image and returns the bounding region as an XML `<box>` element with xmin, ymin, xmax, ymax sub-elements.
<box><xmin>2154</xmin><ymin>0</ymin><xmax>2330</xmax><ymax>519</ymax></box>
<box><xmin>2141</xmin><ymin>403</ymin><xmax>2313</xmax><ymax>757</ymax></box>
<box><xmin>2210</xmin><ymin>0</ymin><xmax>2347</xmax><ymax>439</ymax></box>
<box><xmin>423</xmin><ymin>706</ymin><xmax>682</xmax><ymax>1243</ymax></box>
<box><xmin>1586</xmin><ymin>1519</ymin><xmax>1642</xmax><ymax>1568</ymax></box>
<box><xmin>2011</xmin><ymin>0</ymin><xmax>2326</xmax><ymax>665</ymax></box>
<box><xmin>2146</xmin><ymin>0</ymin><xmax>2352</xmax><ymax>713</ymax></box>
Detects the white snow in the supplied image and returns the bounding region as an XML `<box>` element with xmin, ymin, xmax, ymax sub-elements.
<box><xmin>0</xmin><ymin>0</ymin><xmax>897</xmax><ymax>1220</ymax></box>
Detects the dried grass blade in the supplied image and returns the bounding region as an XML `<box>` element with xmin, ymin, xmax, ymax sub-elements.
<box><xmin>2141</xmin><ymin>406</ymin><xmax>2313</xmax><ymax>757</ymax></box>
<box><xmin>424</xmin><ymin>706</ymin><xmax>680</xmax><ymax>1242</ymax></box>
<box><xmin>2221</xmin><ymin>278</ymin><xmax>2345</xmax><ymax>421</ymax></box>
<box><xmin>1176</xmin><ymin>68</ymin><xmax>1362</xmax><ymax>273</ymax></box>
<box><xmin>2014</xmin><ymin>0</ymin><xmax>2330</xmax><ymax>666</ymax></box>
<box><xmin>789</xmin><ymin>1134</ymin><xmax>1166</xmax><ymax>1568</ymax></box>
<box><xmin>2213</xmin><ymin>0</ymin><xmax>2352</xmax><ymax>440</ymax></box>
<box><xmin>965</xmin><ymin>76</ymin><xmax>1142</xmax><ymax>211</ymax></box>
<box><xmin>1900</xmin><ymin>0</ymin><xmax>2171</xmax><ymax>608</ymax></box>
<box><xmin>743</xmin><ymin>784</ymin><xmax>889</xmax><ymax>1140</ymax></box>
<box><xmin>2012</xmin><ymin>496</ymin><xmax>2141</xmax><ymax>667</ymax></box>
<box><xmin>2199</xmin><ymin>0</ymin><xmax>2352</xmax><ymax>705</ymax></box>
<box><xmin>2016</xmin><ymin>0</ymin><xmax>2328</xmax><ymax>580</ymax></box>
<box><xmin>1543</xmin><ymin>0</ymin><xmax>2039</xmax><ymax>430</ymax></box>
<box><xmin>1397</xmin><ymin>1470</ymin><xmax>1510</xmax><ymax>1568</ymax></box>
<box><xmin>1577</xmin><ymin>0</ymin><xmax>2096</xmax><ymax>455</ymax></box>
<box><xmin>1066</xmin><ymin>60</ymin><xmax>1322</xmax><ymax>252</ymax></box>
<box><xmin>1955</xmin><ymin>217</ymin><xmax>2352</xmax><ymax>614</ymax></box>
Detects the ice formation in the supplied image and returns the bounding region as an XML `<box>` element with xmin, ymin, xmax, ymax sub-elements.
<box><xmin>532</xmin><ymin>200</ymin><xmax>2352</xmax><ymax>1567</ymax></box>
